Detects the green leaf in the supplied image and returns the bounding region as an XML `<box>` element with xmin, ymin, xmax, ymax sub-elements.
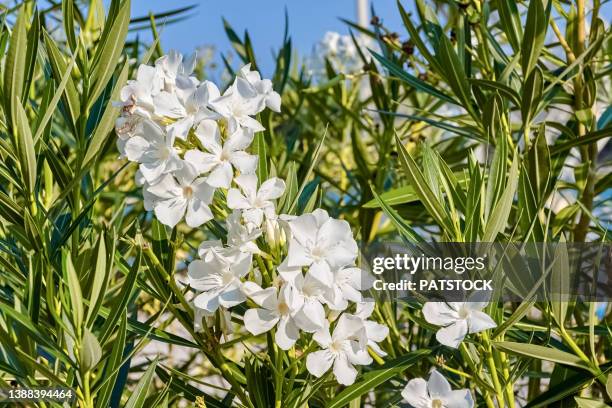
<box><xmin>434</xmin><ymin>34</ymin><xmax>475</xmax><ymax>117</ymax></box>
<box><xmin>395</xmin><ymin>136</ymin><xmax>455</xmax><ymax>234</ymax></box>
<box><xmin>80</xmin><ymin>328</ymin><xmax>102</xmax><ymax>372</ymax></box>
<box><xmin>287</xmin><ymin>128</ymin><xmax>327</xmax><ymax>214</ymax></box>
<box><xmin>82</xmin><ymin>60</ymin><xmax>129</xmax><ymax>168</ymax></box>
<box><xmin>124</xmin><ymin>357</ymin><xmax>159</xmax><ymax>408</ymax></box>
<box><xmin>483</xmin><ymin>152</ymin><xmax>518</xmax><ymax>241</ymax></box>
<box><xmin>99</xmin><ymin>250</ymin><xmax>141</xmax><ymax>345</ymax></box>
<box><xmin>14</xmin><ymin>102</ymin><xmax>37</xmax><ymax>195</ymax></box>
<box><xmin>550</xmin><ymin>236</ymin><xmax>570</xmax><ymax>327</ymax></box>
<box><xmin>89</xmin><ymin>0</ymin><xmax>130</xmax><ymax>107</ymax></box>
<box><xmin>369</xmin><ymin>186</ymin><xmax>423</xmax><ymax>242</ymax></box>
<box><xmin>43</xmin><ymin>30</ymin><xmax>81</xmax><ymax>128</ymax></box>
<box><xmin>521</xmin><ymin>0</ymin><xmax>547</xmax><ymax>75</ymax></box>
<box><xmin>497</xmin><ymin>0</ymin><xmax>523</xmax><ymax>51</ymax></box>
<box><xmin>521</xmin><ymin>67</ymin><xmax>544</xmax><ymax>126</ymax></box>
<box><xmin>86</xmin><ymin>232</ymin><xmax>109</xmax><ymax>327</ymax></box>
<box><xmin>64</xmin><ymin>252</ymin><xmax>84</xmax><ymax>331</ymax></box>
<box><xmin>33</xmin><ymin>53</ymin><xmax>78</xmax><ymax>143</ymax></box>
<box><xmin>254</xmin><ymin>131</ymin><xmax>268</xmax><ymax>182</ymax></box>
<box><xmin>96</xmin><ymin>312</ymin><xmax>127</xmax><ymax>408</ymax></box>
<box><xmin>607</xmin><ymin>374</ymin><xmax>612</xmax><ymax>400</ymax></box>
<box><xmin>327</xmin><ymin>349</ymin><xmax>431</xmax><ymax>408</ymax></box>
<box><xmin>4</xmin><ymin>4</ymin><xmax>27</xmax><ymax>127</ymax></box>
<box><xmin>371</xmin><ymin>51</ymin><xmax>459</xmax><ymax>105</ymax></box>
<box><xmin>469</xmin><ymin>79</ymin><xmax>521</xmax><ymax>107</ymax></box>
<box><xmin>494</xmin><ymin>342</ymin><xmax>590</xmax><ymax>369</ymax></box>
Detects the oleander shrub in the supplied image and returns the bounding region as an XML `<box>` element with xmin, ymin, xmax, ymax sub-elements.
<box><xmin>0</xmin><ymin>0</ymin><xmax>610</xmax><ymax>407</ymax></box>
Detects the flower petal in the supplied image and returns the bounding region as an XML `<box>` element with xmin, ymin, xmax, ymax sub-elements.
<box><xmin>435</xmin><ymin>320</ymin><xmax>468</xmax><ymax>348</ymax></box>
<box><xmin>401</xmin><ymin>378</ymin><xmax>430</xmax><ymax>408</ymax></box>
<box><xmin>332</xmin><ymin>353</ymin><xmax>358</xmax><ymax>385</ymax></box>
<box><xmin>154</xmin><ymin>197</ymin><xmax>187</xmax><ymax>228</ymax></box>
<box><xmin>442</xmin><ymin>389</ymin><xmax>474</xmax><ymax>408</ymax></box>
<box><xmin>218</xmin><ymin>285</ymin><xmax>246</xmax><ymax>308</ymax></box>
<box><xmin>306</xmin><ymin>350</ymin><xmax>334</xmax><ymax>378</ymax></box>
<box><xmin>185</xmin><ymin>199</ymin><xmax>213</xmax><ymax>227</ymax></box>
<box><xmin>275</xmin><ymin>316</ymin><xmax>300</xmax><ymax>350</ymax></box>
<box><xmin>427</xmin><ymin>369</ymin><xmax>453</xmax><ymax>397</ymax></box>
<box><xmin>193</xmin><ymin>290</ymin><xmax>220</xmax><ymax>313</ymax></box>
<box><xmin>422</xmin><ymin>302</ymin><xmax>461</xmax><ymax>326</ymax></box>
<box><xmin>258</xmin><ymin>177</ymin><xmax>285</xmax><ymax>200</ymax></box>
<box><xmin>243</xmin><ymin>308</ymin><xmax>279</xmax><ymax>335</ymax></box>
<box><xmin>207</xmin><ymin>161</ymin><xmax>233</xmax><ymax>188</ymax></box>
<box><xmin>467</xmin><ymin>310</ymin><xmax>497</xmax><ymax>334</ymax></box>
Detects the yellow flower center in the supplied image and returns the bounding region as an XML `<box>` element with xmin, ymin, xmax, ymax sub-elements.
<box><xmin>183</xmin><ymin>186</ymin><xmax>194</xmax><ymax>199</ymax></box>
<box><xmin>431</xmin><ymin>399</ymin><xmax>443</xmax><ymax>408</ymax></box>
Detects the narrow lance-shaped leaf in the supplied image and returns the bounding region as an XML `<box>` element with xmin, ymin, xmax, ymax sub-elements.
<box><xmin>394</xmin><ymin>135</ymin><xmax>455</xmax><ymax>234</ymax></box>
<box><xmin>483</xmin><ymin>151</ymin><xmax>519</xmax><ymax>241</ymax></box>
<box><xmin>521</xmin><ymin>0</ymin><xmax>547</xmax><ymax>76</ymax></box>
<box><xmin>4</xmin><ymin>4</ymin><xmax>27</xmax><ymax>128</ymax></box>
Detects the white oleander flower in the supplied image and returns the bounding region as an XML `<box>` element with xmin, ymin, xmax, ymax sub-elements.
<box><xmin>401</xmin><ymin>369</ymin><xmax>474</xmax><ymax>408</ymax></box>
<box><xmin>227</xmin><ymin>174</ymin><xmax>286</xmax><ymax>227</ymax></box>
<box><xmin>226</xmin><ymin>210</ymin><xmax>261</xmax><ymax>254</ymax></box>
<box><xmin>155</xmin><ymin>50</ymin><xmax>197</xmax><ymax>92</ymax></box>
<box><xmin>124</xmin><ymin>120</ymin><xmax>183</xmax><ymax>184</ymax></box>
<box><xmin>188</xmin><ymin>250</ymin><xmax>252</xmax><ymax>313</ymax></box>
<box><xmin>209</xmin><ymin>76</ymin><xmax>265</xmax><ymax>132</ymax></box>
<box><xmin>115</xmin><ymin>64</ymin><xmax>163</xmax><ymax>138</ymax></box>
<box><xmin>354</xmin><ymin>299</ymin><xmax>389</xmax><ymax>357</ymax></box>
<box><xmin>306</xmin><ymin>314</ymin><xmax>372</xmax><ymax>385</ymax></box>
<box><xmin>324</xmin><ymin>266</ymin><xmax>373</xmax><ymax>311</ymax></box>
<box><xmin>145</xmin><ymin>165</ymin><xmax>215</xmax><ymax>228</ymax></box>
<box><xmin>242</xmin><ymin>282</ymin><xmax>303</xmax><ymax>350</ymax></box>
<box><xmin>284</xmin><ymin>209</ymin><xmax>358</xmax><ymax>285</ymax></box>
<box><xmin>278</xmin><ymin>260</ymin><xmax>329</xmax><ymax>333</ymax></box>
<box><xmin>238</xmin><ymin>64</ymin><xmax>281</xmax><ymax>112</ymax></box>
<box><xmin>184</xmin><ymin>120</ymin><xmax>257</xmax><ymax>188</ymax></box>
<box><xmin>153</xmin><ymin>80</ymin><xmax>220</xmax><ymax>140</ymax></box>
<box><xmin>422</xmin><ymin>294</ymin><xmax>497</xmax><ymax>348</ymax></box>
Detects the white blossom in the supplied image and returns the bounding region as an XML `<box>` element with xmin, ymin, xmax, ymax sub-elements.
<box><xmin>226</xmin><ymin>210</ymin><xmax>261</xmax><ymax>254</ymax></box>
<box><xmin>144</xmin><ymin>164</ymin><xmax>214</xmax><ymax>228</ymax></box>
<box><xmin>238</xmin><ymin>64</ymin><xmax>281</xmax><ymax>112</ymax></box>
<box><xmin>355</xmin><ymin>299</ymin><xmax>389</xmax><ymax>357</ymax></box>
<box><xmin>422</xmin><ymin>294</ymin><xmax>496</xmax><ymax>348</ymax></box>
<box><xmin>153</xmin><ymin>80</ymin><xmax>220</xmax><ymax>140</ymax></box>
<box><xmin>277</xmin><ymin>259</ymin><xmax>329</xmax><ymax>332</ymax></box>
<box><xmin>306</xmin><ymin>314</ymin><xmax>372</xmax><ymax>385</ymax></box>
<box><xmin>324</xmin><ymin>266</ymin><xmax>373</xmax><ymax>311</ymax></box>
<box><xmin>115</xmin><ymin>65</ymin><xmax>163</xmax><ymax>138</ymax></box>
<box><xmin>284</xmin><ymin>209</ymin><xmax>358</xmax><ymax>285</ymax></box>
<box><xmin>155</xmin><ymin>50</ymin><xmax>197</xmax><ymax>92</ymax></box>
<box><xmin>227</xmin><ymin>174</ymin><xmax>285</xmax><ymax>227</ymax></box>
<box><xmin>184</xmin><ymin>120</ymin><xmax>257</xmax><ymax>188</ymax></box>
<box><xmin>243</xmin><ymin>282</ymin><xmax>303</xmax><ymax>350</ymax></box>
<box><xmin>401</xmin><ymin>369</ymin><xmax>473</xmax><ymax>408</ymax></box>
<box><xmin>124</xmin><ymin>120</ymin><xmax>182</xmax><ymax>184</ymax></box>
<box><xmin>209</xmin><ymin>76</ymin><xmax>265</xmax><ymax>132</ymax></box>
<box><xmin>188</xmin><ymin>250</ymin><xmax>252</xmax><ymax>313</ymax></box>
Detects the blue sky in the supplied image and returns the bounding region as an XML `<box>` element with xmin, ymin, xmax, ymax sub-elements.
<box><xmin>130</xmin><ymin>1</ymin><xmax>407</xmax><ymax>75</ymax></box>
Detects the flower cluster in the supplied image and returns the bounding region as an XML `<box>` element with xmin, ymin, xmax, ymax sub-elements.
<box><xmin>118</xmin><ymin>51</ymin><xmax>388</xmax><ymax>386</ymax></box>
<box><xmin>116</xmin><ymin>51</ymin><xmax>280</xmax><ymax>228</ymax></box>
<box><xmin>308</xmin><ymin>31</ymin><xmax>369</xmax><ymax>78</ymax></box>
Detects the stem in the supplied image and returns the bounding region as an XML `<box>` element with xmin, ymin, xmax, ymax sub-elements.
<box><xmin>274</xmin><ymin>343</ymin><xmax>283</xmax><ymax>408</ymax></box>
<box><xmin>481</xmin><ymin>332</ymin><xmax>505</xmax><ymax>407</ymax></box>
<box><xmin>573</xmin><ymin>0</ymin><xmax>598</xmax><ymax>242</ymax></box>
